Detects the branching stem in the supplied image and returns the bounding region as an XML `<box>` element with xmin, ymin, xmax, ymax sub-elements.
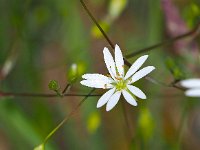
<box><xmin>43</xmin><ymin>89</ymin><xmax>95</xmax><ymax>146</ymax></box>
<box><xmin>0</xmin><ymin>91</ymin><xmax>100</xmax><ymax>98</ymax></box>
<box><xmin>125</xmin><ymin>22</ymin><xmax>200</xmax><ymax>58</ymax></box>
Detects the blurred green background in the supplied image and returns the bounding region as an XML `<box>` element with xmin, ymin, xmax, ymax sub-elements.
<box><xmin>0</xmin><ymin>0</ymin><xmax>200</xmax><ymax>149</ymax></box>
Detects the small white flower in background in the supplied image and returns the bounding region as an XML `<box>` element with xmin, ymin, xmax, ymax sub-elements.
<box><xmin>80</xmin><ymin>45</ymin><xmax>155</xmax><ymax>111</ymax></box>
<box><xmin>180</xmin><ymin>78</ymin><xmax>200</xmax><ymax>97</ymax></box>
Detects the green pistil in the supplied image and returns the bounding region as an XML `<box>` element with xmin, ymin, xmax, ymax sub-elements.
<box><xmin>115</xmin><ymin>79</ymin><xmax>127</xmax><ymax>91</ymax></box>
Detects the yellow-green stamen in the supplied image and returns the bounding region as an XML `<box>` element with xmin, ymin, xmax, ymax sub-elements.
<box><xmin>114</xmin><ymin>79</ymin><xmax>127</xmax><ymax>91</ymax></box>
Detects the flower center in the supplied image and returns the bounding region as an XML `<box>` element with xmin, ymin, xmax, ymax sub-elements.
<box><xmin>115</xmin><ymin>78</ymin><xmax>127</xmax><ymax>91</ymax></box>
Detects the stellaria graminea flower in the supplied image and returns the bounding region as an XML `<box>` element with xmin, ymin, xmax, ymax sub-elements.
<box><xmin>180</xmin><ymin>78</ymin><xmax>200</xmax><ymax>97</ymax></box>
<box><xmin>80</xmin><ymin>45</ymin><xmax>155</xmax><ymax>111</ymax></box>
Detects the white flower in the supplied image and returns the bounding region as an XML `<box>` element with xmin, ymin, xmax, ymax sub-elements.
<box><xmin>80</xmin><ymin>45</ymin><xmax>155</xmax><ymax>111</ymax></box>
<box><xmin>180</xmin><ymin>78</ymin><xmax>200</xmax><ymax>97</ymax></box>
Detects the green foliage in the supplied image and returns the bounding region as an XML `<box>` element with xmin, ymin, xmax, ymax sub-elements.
<box><xmin>91</xmin><ymin>21</ymin><xmax>110</xmax><ymax>38</ymax></box>
<box><xmin>34</xmin><ymin>144</ymin><xmax>45</xmax><ymax>150</ymax></box>
<box><xmin>48</xmin><ymin>80</ymin><xmax>60</xmax><ymax>91</ymax></box>
<box><xmin>109</xmin><ymin>0</ymin><xmax>127</xmax><ymax>20</ymax></box>
<box><xmin>138</xmin><ymin>108</ymin><xmax>154</xmax><ymax>142</ymax></box>
<box><xmin>48</xmin><ymin>80</ymin><xmax>63</xmax><ymax>97</ymax></box>
<box><xmin>67</xmin><ymin>63</ymin><xmax>86</xmax><ymax>83</ymax></box>
<box><xmin>91</xmin><ymin>0</ymin><xmax>127</xmax><ymax>39</ymax></box>
<box><xmin>67</xmin><ymin>63</ymin><xmax>78</xmax><ymax>82</ymax></box>
<box><xmin>184</xmin><ymin>2</ymin><xmax>200</xmax><ymax>26</ymax></box>
<box><xmin>165</xmin><ymin>57</ymin><xmax>185</xmax><ymax>81</ymax></box>
<box><xmin>87</xmin><ymin>111</ymin><xmax>101</xmax><ymax>134</ymax></box>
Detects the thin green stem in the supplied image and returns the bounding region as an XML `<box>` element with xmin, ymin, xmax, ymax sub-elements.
<box><xmin>62</xmin><ymin>77</ymin><xmax>78</xmax><ymax>95</ymax></box>
<box><xmin>62</xmin><ymin>83</ymin><xmax>71</xmax><ymax>94</ymax></box>
<box><xmin>125</xmin><ymin>22</ymin><xmax>200</xmax><ymax>58</ymax></box>
<box><xmin>80</xmin><ymin>0</ymin><xmax>131</xmax><ymax>67</ymax></box>
<box><xmin>0</xmin><ymin>91</ymin><xmax>100</xmax><ymax>98</ymax></box>
<box><xmin>146</xmin><ymin>77</ymin><xmax>185</xmax><ymax>91</ymax></box>
<box><xmin>43</xmin><ymin>89</ymin><xmax>95</xmax><ymax>145</ymax></box>
<box><xmin>80</xmin><ymin>0</ymin><xmax>114</xmax><ymax>49</ymax></box>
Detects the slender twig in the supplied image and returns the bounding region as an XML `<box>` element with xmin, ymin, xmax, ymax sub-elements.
<box><xmin>80</xmin><ymin>0</ymin><xmax>131</xmax><ymax>67</ymax></box>
<box><xmin>62</xmin><ymin>83</ymin><xmax>71</xmax><ymax>94</ymax></box>
<box><xmin>170</xmin><ymin>83</ymin><xmax>185</xmax><ymax>91</ymax></box>
<box><xmin>0</xmin><ymin>91</ymin><xmax>100</xmax><ymax>98</ymax></box>
<box><xmin>0</xmin><ymin>90</ymin><xmax>184</xmax><ymax>98</ymax></box>
<box><xmin>62</xmin><ymin>77</ymin><xmax>78</xmax><ymax>94</ymax></box>
<box><xmin>145</xmin><ymin>76</ymin><xmax>185</xmax><ymax>91</ymax></box>
<box><xmin>43</xmin><ymin>88</ymin><xmax>95</xmax><ymax>146</ymax></box>
<box><xmin>125</xmin><ymin>22</ymin><xmax>200</xmax><ymax>58</ymax></box>
<box><xmin>80</xmin><ymin>0</ymin><xmax>114</xmax><ymax>49</ymax></box>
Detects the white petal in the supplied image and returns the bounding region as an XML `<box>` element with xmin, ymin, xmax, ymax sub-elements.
<box><xmin>80</xmin><ymin>80</ymin><xmax>113</xmax><ymax>89</ymax></box>
<box><xmin>115</xmin><ymin>44</ymin><xmax>124</xmax><ymax>77</ymax></box>
<box><xmin>185</xmin><ymin>89</ymin><xmax>200</xmax><ymax>97</ymax></box>
<box><xmin>127</xmin><ymin>85</ymin><xmax>146</xmax><ymax>99</ymax></box>
<box><xmin>82</xmin><ymin>73</ymin><xmax>112</xmax><ymax>83</ymax></box>
<box><xmin>103</xmin><ymin>47</ymin><xmax>117</xmax><ymax>80</ymax></box>
<box><xmin>124</xmin><ymin>55</ymin><xmax>149</xmax><ymax>80</ymax></box>
<box><xmin>122</xmin><ymin>90</ymin><xmax>137</xmax><ymax>106</ymax></box>
<box><xmin>180</xmin><ymin>79</ymin><xmax>200</xmax><ymax>88</ymax></box>
<box><xmin>130</xmin><ymin>66</ymin><xmax>155</xmax><ymax>83</ymax></box>
<box><xmin>106</xmin><ymin>91</ymin><xmax>121</xmax><ymax>111</ymax></box>
<box><xmin>97</xmin><ymin>88</ymin><xmax>116</xmax><ymax>108</ymax></box>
